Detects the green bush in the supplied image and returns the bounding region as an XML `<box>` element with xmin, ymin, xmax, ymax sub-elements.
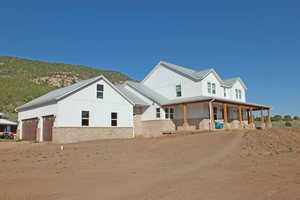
<box><xmin>271</xmin><ymin>115</ymin><xmax>282</xmax><ymax>121</ymax></box>
<box><xmin>285</xmin><ymin>122</ymin><xmax>292</xmax><ymax>127</ymax></box>
<box><xmin>283</xmin><ymin>115</ymin><xmax>292</xmax><ymax>121</ymax></box>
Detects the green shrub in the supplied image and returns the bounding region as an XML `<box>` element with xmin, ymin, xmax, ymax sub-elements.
<box><xmin>271</xmin><ymin>115</ymin><xmax>282</xmax><ymax>121</ymax></box>
<box><xmin>285</xmin><ymin>122</ymin><xmax>292</xmax><ymax>127</ymax></box>
<box><xmin>283</xmin><ymin>115</ymin><xmax>292</xmax><ymax>121</ymax></box>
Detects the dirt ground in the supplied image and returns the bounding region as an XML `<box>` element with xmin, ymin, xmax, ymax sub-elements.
<box><xmin>1</xmin><ymin>128</ymin><xmax>300</xmax><ymax>200</ymax></box>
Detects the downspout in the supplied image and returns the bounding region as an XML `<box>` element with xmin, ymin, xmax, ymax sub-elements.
<box><xmin>209</xmin><ymin>98</ymin><xmax>215</xmax><ymax>131</ymax></box>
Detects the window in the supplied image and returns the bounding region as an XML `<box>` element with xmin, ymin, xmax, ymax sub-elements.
<box><xmin>235</xmin><ymin>89</ymin><xmax>242</xmax><ymax>99</ymax></box>
<box><xmin>111</xmin><ymin>112</ymin><xmax>118</xmax><ymax>126</ymax></box>
<box><xmin>156</xmin><ymin>108</ymin><xmax>161</xmax><ymax>118</ymax></box>
<box><xmin>224</xmin><ymin>88</ymin><xmax>227</xmax><ymax>97</ymax></box>
<box><xmin>81</xmin><ymin>111</ymin><xmax>89</xmax><ymax>126</ymax></box>
<box><xmin>165</xmin><ymin>107</ymin><xmax>174</xmax><ymax>119</ymax></box>
<box><xmin>207</xmin><ymin>82</ymin><xmax>212</xmax><ymax>94</ymax></box>
<box><xmin>176</xmin><ymin>84</ymin><xmax>182</xmax><ymax>97</ymax></box>
<box><xmin>97</xmin><ymin>84</ymin><xmax>104</xmax><ymax>99</ymax></box>
<box><xmin>212</xmin><ymin>83</ymin><xmax>216</xmax><ymax>94</ymax></box>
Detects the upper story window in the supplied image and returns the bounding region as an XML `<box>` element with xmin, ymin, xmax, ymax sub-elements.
<box><xmin>207</xmin><ymin>82</ymin><xmax>212</xmax><ymax>94</ymax></box>
<box><xmin>235</xmin><ymin>89</ymin><xmax>242</xmax><ymax>100</ymax></box>
<box><xmin>208</xmin><ymin>82</ymin><xmax>216</xmax><ymax>95</ymax></box>
<box><xmin>176</xmin><ymin>84</ymin><xmax>182</xmax><ymax>97</ymax></box>
<box><xmin>156</xmin><ymin>108</ymin><xmax>161</xmax><ymax>118</ymax></box>
<box><xmin>81</xmin><ymin>111</ymin><xmax>89</xmax><ymax>126</ymax></box>
<box><xmin>224</xmin><ymin>88</ymin><xmax>227</xmax><ymax>97</ymax></box>
<box><xmin>111</xmin><ymin>112</ymin><xmax>118</xmax><ymax>126</ymax></box>
<box><xmin>212</xmin><ymin>83</ymin><xmax>216</xmax><ymax>94</ymax></box>
<box><xmin>165</xmin><ymin>108</ymin><xmax>174</xmax><ymax>119</ymax></box>
<box><xmin>97</xmin><ymin>84</ymin><xmax>104</xmax><ymax>99</ymax></box>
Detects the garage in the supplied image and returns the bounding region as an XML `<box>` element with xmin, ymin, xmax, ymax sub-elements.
<box><xmin>22</xmin><ymin>118</ymin><xmax>38</xmax><ymax>141</ymax></box>
<box><xmin>43</xmin><ymin>115</ymin><xmax>55</xmax><ymax>141</ymax></box>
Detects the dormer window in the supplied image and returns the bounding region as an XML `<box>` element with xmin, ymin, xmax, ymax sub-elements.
<box><xmin>224</xmin><ymin>88</ymin><xmax>227</xmax><ymax>97</ymax></box>
<box><xmin>176</xmin><ymin>84</ymin><xmax>182</xmax><ymax>97</ymax></box>
<box><xmin>97</xmin><ymin>84</ymin><xmax>104</xmax><ymax>99</ymax></box>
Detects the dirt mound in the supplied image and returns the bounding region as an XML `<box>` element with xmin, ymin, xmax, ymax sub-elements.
<box><xmin>241</xmin><ymin>128</ymin><xmax>300</xmax><ymax>157</ymax></box>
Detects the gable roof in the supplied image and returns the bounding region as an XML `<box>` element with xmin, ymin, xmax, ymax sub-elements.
<box><xmin>17</xmin><ymin>75</ymin><xmax>134</xmax><ymax>111</ymax></box>
<box><xmin>143</xmin><ymin>61</ymin><xmax>247</xmax><ymax>90</ymax></box>
<box><xmin>142</xmin><ymin>61</ymin><xmax>223</xmax><ymax>84</ymax></box>
<box><xmin>222</xmin><ymin>77</ymin><xmax>247</xmax><ymax>90</ymax></box>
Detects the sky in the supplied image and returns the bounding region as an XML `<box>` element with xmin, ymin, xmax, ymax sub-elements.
<box><xmin>1</xmin><ymin>0</ymin><xmax>299</xmax><ymax>116</ymax></box>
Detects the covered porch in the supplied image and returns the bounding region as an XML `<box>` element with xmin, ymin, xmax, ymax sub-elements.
<box><xmin>162</xmin><ymin>98</ymin><xmax>272</xmax><ymax>132</ymax></box>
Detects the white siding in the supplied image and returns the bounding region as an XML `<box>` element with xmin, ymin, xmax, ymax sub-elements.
<box><xmin>18</xmin><ymin>102</ymin><xmax>58</xmax><ymax>125</ymax></box>
<box><xmin>143</xmin><ymin>64</ymin><xmax>202</xmax><ymax>99</ymax></box>
<box><xmin>201</xmin><ymin>72</ymin><xmax>224</xmax><ymax>98</ymax></box>
<box><xmin>56</xmin><ymin>79</ymin><xmax>133</xmax><ymax>127</ymax></box>
<box><xmin>229</xmin><ymin>81</ymin><xmax>246</xmax><ymax>102</ymax></box>
<box><xmin>123</xmin><ymin>85</ymin><xmax>167</xmax><ymax>121</ymax></box>
<box><xmin>174</xmin><ymin>103</ymin><xmax>210</xmax><ymax>119</ymax></box>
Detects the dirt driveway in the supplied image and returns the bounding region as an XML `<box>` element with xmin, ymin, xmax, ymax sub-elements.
<box><xmin>1</xmin><ymin>128</ymin><xmax>300</xmax><ymax>200</ymax></box>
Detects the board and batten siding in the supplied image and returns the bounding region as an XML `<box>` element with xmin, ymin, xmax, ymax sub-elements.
<box><xmin>56</xmin><ymin>79</ymin><xmax>133</xmax><ymax>127</ymax></box>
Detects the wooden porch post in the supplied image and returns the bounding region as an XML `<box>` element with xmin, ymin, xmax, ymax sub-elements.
<box><xmin>266</xmin><ymin>109</ymin><xmax>272</xmax><ymax>129</ymax></box>
<box><xmin>260</xmin><ymin>108</ymin><xmax>266</xmax><ymax>129</ymax></box>
<box><xmin>209</xmin><ymin>101</ymin><xmax>214</xmax><ymax>130</ymax></box>
<box><xmin>223</xmin><ymin>104</ymin><xmax>228</xmax><ymax>123</ymax></box>
<box><xmin>249</xmin><ymin>107</ymin><xmax>253</xmax><ymax>124</ymax></box>
<box><xmin>183</xmin><ymin>103</ymin><xmax>189</xmax><ymax>126</ymax></box>
<box><xmin>267</xmin><ymin>109</ymin><xmax>271</xmax><ymax>122</ymax></box>
<box><xmin>261</xmin><ymin>109</ymin><xmax>265</xmax><ymax>122</ymax></box>
<box><xmin>238</xmin><ymin>105</ymin><xmax>242</xmax><ymax>122</ymax></box>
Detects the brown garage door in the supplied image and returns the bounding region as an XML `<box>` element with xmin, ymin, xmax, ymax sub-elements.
<box><xmin>43</xmin><ymin>115</ymin><xmax>55</xmax><ymax>141</ymax></box>
<box><xmin>22</xmin><ymin>118</ymin><xmax>38</xmax><ymax>141</ymax></box>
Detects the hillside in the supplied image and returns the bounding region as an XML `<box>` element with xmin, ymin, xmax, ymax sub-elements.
<box><xmin>0</xmin><ymin>56</ymin><xmax>132</xmax><ymax>121</ymax></box>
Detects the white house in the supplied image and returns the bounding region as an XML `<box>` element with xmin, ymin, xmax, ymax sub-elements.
<box><xmin>17</xmin><ymin>61</ymin><xmax>272</xmax><ymax>143</ymax></box>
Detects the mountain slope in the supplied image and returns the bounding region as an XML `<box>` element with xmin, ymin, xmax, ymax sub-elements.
<box><xmin>0</xmin><ymin>56</ymin><xmax>132</xmax><ymax>121</ymax></box>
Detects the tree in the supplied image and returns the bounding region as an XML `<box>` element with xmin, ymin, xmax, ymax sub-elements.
<box><xmin>271</xmin><ymin>115</ymin><xmax>282</xmax><ymax>121</ymax></box>
<box><xmin>294</xmin><ymin>116</ymin><xmax>299</xmax><ymax>120</ymax></box>
<box><xmin>283</xmin><ymin>115</ymin><xmax>292</xmax><ymax>121</ymax></box>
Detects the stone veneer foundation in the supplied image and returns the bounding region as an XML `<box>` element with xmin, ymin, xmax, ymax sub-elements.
<box><xmin>52</xmin><ymin>127</ymin><xmax>134</xmax><ymax>144</ymax></box>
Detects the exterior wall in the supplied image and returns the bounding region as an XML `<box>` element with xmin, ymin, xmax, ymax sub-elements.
<box><xmin>52</xmin><ymin>127</ymin><xmax>133</xmax><ymax>144</ymax></box>
<box><xmin>143</xmin><ymin>64</ymin><xmax>202</xmax><ymax>99</ymax></box>
<box><xmin>124</xmin><ymin>84</ymin><xmax>169</xmax><ymax>121</ymax></box>
<box><xmin>56</xmin><ymin>79</ymin><xmax>133</xmax><ymax>127</ymax></box>
<box><xmin>201</xmin><ymin>72</ymin><xmax>224</xmax><ymax>98</ymax></box>
<box><xmin>229</xmin><ymin>81</ymin><xmax>246</xmax><ymax>102</ymax></box>
<box><xmin>17</xmin><ymin>102</ymin><xmax>57</xmax><ymax>141</ymax></box>
<box><xmin>142</xmin><ymin>63</ymin><xmax>247</xmax><ymax>102</ymax></box>
<box><xmin>134</xmin><ymin>115</ymin><xmax>175</xmax><ymax>137</ymax></box>
<box><xmin>18</xmin><ymin>102</ymin><xmax>57</xmax><ymax>121</ymax></box>
<box><xmin>174</xmin><ymin>103</ymin><xmax>210</xmax><ymax>119</ymax></box>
